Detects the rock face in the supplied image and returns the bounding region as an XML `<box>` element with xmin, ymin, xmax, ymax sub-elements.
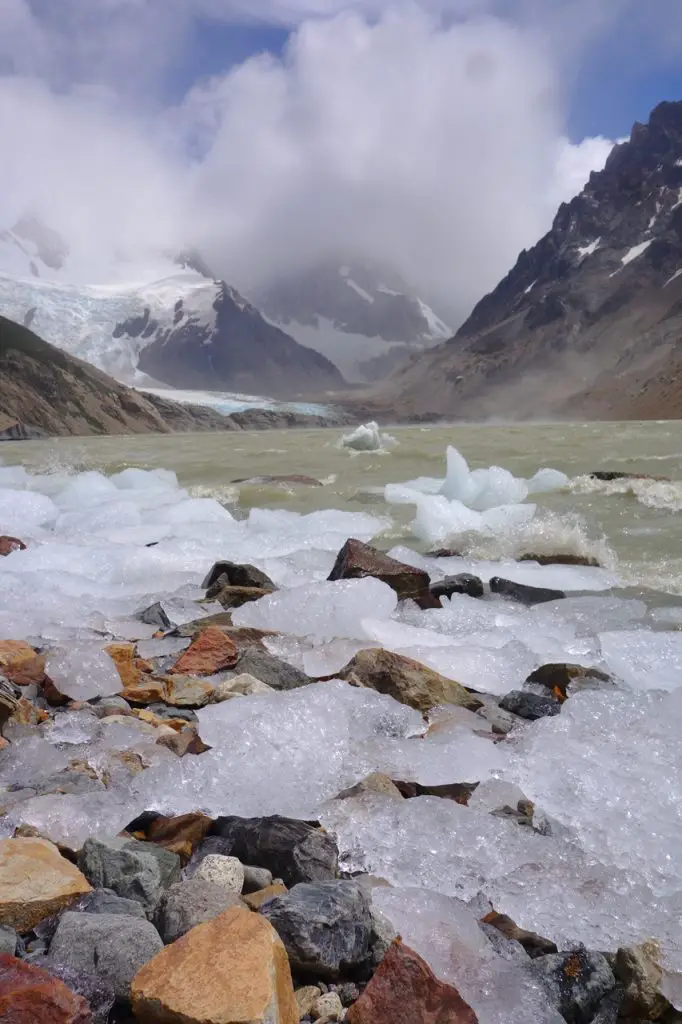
<box><xmin>131</xmin><ymin>906</ymin><xmax>299</xmax><ymax>1024</ymax></box>
<box><xmin>0</xmin><ymin>953</ymin><xmax>93</xmax><ymax>1024</ymax></box>
<box><xmin>0</xmin><ymin>838</ymin><xmax>92</xmax><ymax>931</ymax></box>
<box><xmin>77</xmin><ymin>837</ymin><xmax>180</xmax><ymax>914</ymax></box>
<box><xmin>338</xmin><ymin>649</ymin><xmax>482</xmax><ymax>713</ymax></box>
<box><xmin>346</xmin><ymin>940</ymin><xmax>478</xmax><ymax>1024</ymax></box>
<box><xmin>364</xmin><ymin>101</ymin><xmax>682</xmax><ymax>421</ymax></box>
<box><xmin>328</xmin><ymin>539</ymin><xmax>439</xmax><ymax>609</ymax></box>
<box><xmin>260</xmin><ymin>880</ymin><xmax>372</xmax><ymax>978</ymax></box>
<box><xmin>208</xmin><ymin>816</ymin><xmax>339</xmax><ymax>887</ymax></box>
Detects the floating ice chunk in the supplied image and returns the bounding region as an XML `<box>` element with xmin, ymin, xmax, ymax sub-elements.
<box><xmin>525</xmin><ymin>468</ymin><xmax>569</xmax><ymax>494</ymax></box>
<box><xmin>599</xmin><ymin>629</ymin><xmax>682</xmax><ymax>691</ymax></box>
<box><xmin>233</xmin><ymin>578</ymin><xmax>398</xmax><ymax>642</ymax></box>
<box><xmin>530</xmin><ymin>595</ymin><xmax>646</xmax><ymax>635</ymax></box>
<box><xmin>111</xmin><ymin>467</ymin><xmax>179</xmax><ymax>491</ymax></box>
<box><xmin>0</xmin><ymin>489</ymin><xmax>58</xmax><ymax>533</ymax></box>
<box><xmin>394</xmin><ymin>641</ymin><xmax>537</xmax><ymax>696</ymax></box>
<box><xmin>153</xmin><ymin>497</ymin><xmax>235</xmax><ymax>525</ymax></box>
<box><xmin>411</xmin><ymin>495</ymin><xmax>536</xmax><ymax>546</ymax></box>
<box><xmin>341</xmin><ymin>422</ymin><xmax>396</xmax><ymax>451</ymax></box>
<box><xmin>55</xmin><ymin>501</ymin><xmax>143</xmax><ymax>536</ymax></box>
<box><xmin>46</xmin><ymin>645</ymin><xmax>122</xmax><ymax>701</ymax></box>
<box><xmin>53</xmin><ymin>471</ymin><xmax>120</xmax><ymax>508</ymax></box>
<box><xmin>8</xmin><ymin>791</ymin><xmax>144</xmax><ymax>850</ymax></box>
<box><xmin>441</xmin><ymin>448</ymin><xmax>529</xmax><ymax>510</ymax></box>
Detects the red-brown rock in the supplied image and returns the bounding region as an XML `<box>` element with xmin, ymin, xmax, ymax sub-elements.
<box><xmin>346</xmin><ymin>940</ymin><xmax>478</xmax><ymax>1024</ymax></box>
<box><xmin>0</xmin><ymin>953</ymin><xmax>93</xmax><ymax>1023</ymax></box>
<box><xmin>328</xmin><ymin>538</ymin><xmax>440</xmax><ymax>609</ymax></box>
<box><xmin>0</xmin><ymin>641</ymin><xmax>45</xmax><ymax>686</ymax></box>
<box><xmin>169</xmin><ymin>627</ymin><xmax>239</xmax><ymax>676</ymax></box>
<box><xmin>0</xmin><ymin>537</ymin><xmax>26</xmax><ymax>557</ymax></box>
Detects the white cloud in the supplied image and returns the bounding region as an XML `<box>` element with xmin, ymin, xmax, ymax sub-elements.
<box><xmin>0</xmin><ymin>1</ymin><xmax>618</xmax><ymax>318</ymax></box>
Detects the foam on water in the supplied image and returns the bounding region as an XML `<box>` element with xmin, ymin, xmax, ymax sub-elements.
<box><xmin>573</xmin><ymin>473</ymin><xmax>682</xmax><ymax>512</ymax></box>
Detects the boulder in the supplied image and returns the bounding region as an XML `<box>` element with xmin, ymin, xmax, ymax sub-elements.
<box><xmin>526</xmin><ymin>663</ymin><xmax>613</xmax><ymax>699</ymax></box>
<box><xmin>192</xmin><ymin>854</ymin><xmax>244</xmax><ymax>893</ymax></box>
<box><xmin>48</xmin><ymin>911</ymin><xmax>163</xmax><ymax>1004</ymax></box>
<box><xmin>231</xmin><ymin>647</ymin><xmax>311</xmax><ymax>691</ymax></box>
<box><xmin>131</xmin><ymin>906</ymin><xmax>298</xmax><ymax>1024</ymax></box>
<box><xmin>207</xmin><ymin>815</ymin><xmax>338</xmax><ymax>887</ymax></box>
<box><xmin>162</xmin><ymin>675</ymin><xmax>214</xmax><ymax>707</ymax></box>
<box><xmin>156</xmin><ymin>726</ymin><xmax>210</xmax><ymax>759</ymax></box>
<box><xmin>0</xmin><ymin>953</ymin><xmax>93</xmax><ymax>1024</ymax></box>
<box><xmin>77</xmin><ymin>837</ymin><xmax>180</xmax><ymax>914</ymax></box>
<box><xmin>72</xmin><ymin>888</ymin><xmax>147</xmax><ymax>919</ymax></box>
<box><xmin>260</xmin><ymin>880</ymin><xmax>372</xmax><ymax>978</ymax></box>
<box><xmin>489</xmin><ymin>577</ymin><xmax>566</xmax><ymax>605</ymax></box>
<box><xmin>499</xmin><ymin>691</ymin><xmax>562</xmax><ymax>721</ymax></box>
<box><xmin>105</xmin><ymin>642</ymin><xmax>155</xmax><ymax>696</ymax></box>
<box><xmin>614</xmin><ymin>941</ymin><xmax>670</xmax><ymax>1020</ymax></box>
<box><xmin>0</xmin><ymin>536</ymin><xmax>26</xmax><ymax>557</ymax></box>
<box><xmin>168</xmin><ymin>627</ymin><xmax>238</xmax><ymax>676</ymax></box>
<box><xmin>328</xmin><ymin>539</ymin><xmax>440</xmax><ymax>609</ymax></box>
<box><xmin>136</xmin><ymin>602</ymin><xmax>174</xmax><ymax>631</ymax></box>
<box><xmin>338</xmin><ymin>649</ymin><xmax>482</xmax><ymax>713</ymax></box>
<box><xmin>144</xmin><ymin>812</ymin><xmax>213</xmax><ymax>861</ymax></box>
<box><xmin>429</xmin><ymin>573</ymin><xmax>484</xmax><ymax>600</ymax></box>
<box><xmin>528</xmin><ymin>949</ymin><xmax>616</xmax><ymax>1023</ymax></box>
<box><xmin>202</xmin><ymin>560</ymin><xmax>276</xmax><ymax>592</ymax></box>
<box><xmin>0</xmin><ymin>838</ymin><xmax>91</xmax><ymax>931</ymax></box>
<box><xmin>296</xmin><ymin>985</ymin><xmax>322</xmax><ymax>1017</ymax></box>
<box><xmin>346</xmin><ymin>940</ymin><xmax>478</xmax><ymax>1024</ymax></box>
<box><xmin>590</xmin><ymin>471</ymin><xmax>668</xmax><ymax>482</ymax></box>
<box><xmin>210</xmin><ymin>584</ymin><xmax>275</xmax><ymax>608</ymax></box>
<box><xmin>153</xmin><ymin>878</ymin><xmax>244</xmax><ymax>944</ymax></box>
<box><xmin>0</xmin><ymin>640</ymin><xmax>45</xmax><ymax>686</ymax></box>
<box><xmin>312</xmin><ymin>991</ymin><xmax>344</xmax><ymax>1021</ymax></box>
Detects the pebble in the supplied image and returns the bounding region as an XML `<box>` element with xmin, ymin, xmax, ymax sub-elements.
<box><xmin>312</xmin><ymin>990</ymin><xmax>344</xmax><ymax>1020</ymax></box>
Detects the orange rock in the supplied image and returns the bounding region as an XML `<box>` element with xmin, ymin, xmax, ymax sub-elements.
<box><xmin>145</xmin><ymin>812</ymin><xmax>213</xmax><ymax>855</ymax></box>
<box><xmin>0</xmin><ymin>838</ymin><xmax>92</xmax><ymax>931</ymax></box>
<box><xmin>0</xmin><ymin>953</ymin><xmax>93</xmax><ymax>1023</ymax></box>
<box><xmin>243</xmin><ymin>882</ymin><xmax>288</xmax><ymax>910</ymax></box>
<box><xmin>346</xmin><ymin>940</ymin><xmax>478</xmax><ymax>1024</ymax></box>
<box><xmin>169</xmin><ymin>627</ymin><xmax>238</xmax><ymax>677</ymax></box>
<box><xmin>105</xmin><ymin>643</ymin><xmax>157</xmax><ymax>700</ymax></box>
<box><xmin>0</xmin><ymin>641</ymin><xmax>45</xmax><ymax>686</ymax></box>
<box><xmin>131</xmin><ymin>906</ymin><xmax>298</xmax><ymax>1024</ymax></box>
<box><xmin>0</xmin><ymin>536</ymin><xmax>26</xmax><ymax>557</ymax></box>
<box><xmin>9</xmin><ymin>698</ymin><xmax>49</xmax><ymax>727</ymax></box>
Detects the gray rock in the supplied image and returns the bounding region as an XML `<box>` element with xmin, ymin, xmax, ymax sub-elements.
<box><xmin>89</xmin><ymin>695</ymin><xmax>132</xmax><ymax>717</ymax></box>
<box><xmin>529</xmin><ymin>949</ymin><xmax>616</xmax><ymax>1023</ymax></box>
<box><xmin>202</xmin><ymin>560</ymin><xmax>276</xmax><ymax>592</ymax></box>
<box><xmin>145</xmin><ymin>703</ymin><xmax>198</xmax><ymax>724</ymax></box>
<box><xmin>232</xmin><ymin>647</ymin><xmax>311</xmax><ymax>691</ymax></box>
<box><xmin>209</xmin><ymin>815</ymin><xmax>339</xmax><ymax>887</ymax></box>
<box><xmin>137</xmin><ymin>601</ymin><xmax>174</xmax><ymax>631</ymax></box>
<box><xmin>0</xmin><ymin>925</ymin><xmax>16</xmax><ymax>955</ymax></box>
<box><xmin>44</xmin><ymin>962</ymin><xmax>115</xmax><ymax>1024</ymax></box>
<box><xmin>72</xmin><ymin>888</ymin><xmax>147</xmax><ymax>918</ymax></box>
<box><xmin>589</xmin><ymin>989</ymin><xmax>625</xmax><ymax>1024</ymax></box>
<box><xmin>34</xmin><ymin>770</ymin><xmax>106</xmax><ymax>797</ymax></box>
<box><xmin>260</xmin><ymin>880</ymin><xmax>371</xmax><ymax>978</ymax></box>
<box><xmin>78</xmin><ymin>836</ymin><xmax>181</xmax><ymax>913</ymax></box>
<box><xmin>475</xmin><ymin>694</ymin><xmax>524</xmax><ymax>735</ymax></box>
<box><xmin>192</xmin><ymin>854</ymin><xmax>244</xmax><ymax>893</ymax></box>
<box><xmin>242</xmin><ymin>864</ymin><xmax>274</xmax><ymax>893</ymax></box>
<box><xmin>490</xmin><ymin>577</ymin><xmax>566</xmax><ymax>605</ymax></box>
<box><xmin>499</xmin><ymin>690</ymin><xmax>562</xmax><ymax>721</ymax></box>
<box><xmin>430</xmin><ymin>573</ymin><xmax>484</xmax><ymax>600</ymax></box>
<box><xmin>48</xmin><ymin>911</ymin><xmax>163</xmax><ymax>1003</ymax></box>
<box><xmin>368</xmin><ymin>906</ymin><xmax>398</xmax><ymax>968</ymax></box>
<box><xmin>154</xmin><ymin>878</ymin><xmax>244</xmax><ymax>944</ymax></box>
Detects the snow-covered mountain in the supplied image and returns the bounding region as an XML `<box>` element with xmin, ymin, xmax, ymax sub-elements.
<box><xmin>0</xmin><ymin>224</ymin><xmax>344</xmax><ymax>398</ymax></box>
<box><xmin>255</xmin><ymin>259</ymin><xmax>451</xmax><ymax>381</ymax></box>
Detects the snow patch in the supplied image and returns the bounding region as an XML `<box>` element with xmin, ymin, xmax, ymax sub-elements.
<box><xmin>576</xmin><ymin>238</ymin><xmax>600</xmax><ymax>259</ymax></box>
<box><xmin>345</xmin><ymin>278</ymin><xmax>375</xmax><ymax>304</ymax></box>
<box><xmin>523</xmin><ymin>280</ymin><xmax>537</xmax><ymax>295</ymax></box>
<box><xmin>665</xmin><ymin>268</ymin><xmax>682</xmax><ymax>288</ymax></box>
<box><xmin>417</xmin><ymin>298</ymin><xmax>451</xmax><ymax>339</ymax></box>
<box><xmin>621</xmin><ymin>240</ymin><xmax>652</xmax><ymax>266</ymax></box>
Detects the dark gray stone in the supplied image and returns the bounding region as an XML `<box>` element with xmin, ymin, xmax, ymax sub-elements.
<box><xmin>499</xmin><ymin>690</ymin><xmax>562</xmax><ymax>721</ymax></box>
<box><xmin>368</xmin><ymin>906</ymin><xmax>397</xmax><ymax>968</ymax></box>
<box><xmin>242</xmin><ymin>864</ymin><xmax>274</xmax><ymax>893</ymax></box>
<box><xmin>153</xmin><ymin>879</ymin><xmax>244</xmax><ymax>944</ymax></box>
<box><xmin>260</xmin><ymin>880</ymin><xmax>372</xmax><ymax>978</ymax></box>
<box><xmin>208</xmin><ymin>815</ymin><xmax>338</xmax><ymax>887</ymax></box>
<box><xmin>232</xmin><ymin>647</ymin><xmax>311</xmax><ymax>691</ymax></box>
<box><xmin>529</xmin><ymin>949</ymin><xmax>616</xmax><ymax>1023</ymax></box>
<box><xmin>72</xmin><ymin>888</ymin><xmax>147</xmax><ymax>918</ymax></box>
<box><xmin>34</xmin><ymin>770</ymin><xmax>106</xmax><ymax>797</ymax></box>
<box><xmin>78</xmin><ymin>837</ymin><xmax>181</xmax><ymax>913</ymax></box>
<box><xmin>0</xmin><ymin>925</ymin><xmax>16</xmax><ymax>955</ymax></box>
<box><xmin>137</xmin><ymin>601</ymin><xmax>174</xmax><ymax>631</ymax></box>
<box><xmin>430</xmin><ymin>573</ymin><xmax>484</xmax><ymax>600</ymax></box>
<box><xmin>44</xmin><ymin>962</ymin><xmax>115</xmax><ymax>1024</ymax></box>
<box><xmin>202</xmin><ymin>560</ymin><xmax>275</xmax><ymax>592</ymax></box>
<box><xmin>48</xmin><ymin>911</ymin><xmax>163</xmax><ymax>1003</ymax></box>
<box><xmin>474</xmin><ymin>695</ymin><xmax>523</xmax><ymax>735</ymax></box>
<box><xmin>145</xmin><ymin>703</ymin><xmax>198</xmax><ymax>724</ymax></box>
<box><xmin>490</xmin><ymin>577</ymin><xmax>566</xmax><ymax>605</ymax></box>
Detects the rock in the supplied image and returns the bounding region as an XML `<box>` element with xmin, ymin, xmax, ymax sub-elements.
<box><xmin>156</xmin><ymin>726</ymin><xmax>209</xmax><ymax>758</ymax></box>
<box><xmin>136</xmin><ymin>602</ymin><xmax>174</xmax><ymax>631</ymax></box>
<box><xmin>73</xmin><ymin>888</ymin><xmax>147</xmax><ymax>919</ymax></box>
<box><xmin>0</xmin><ymin>536</ymin><xmax>26</xmax><ymax>556</ymax></box>
<box><xmin>48</xmin><ymin>912</ymin><xmax>162</xmax><ymax>1004</ymax></box>
<box><xmin>153</xmin><ymin>878</ymin><xmax>244</xmax><ymax>944</ymax></box>
<box><xmin>480</xmin><ymin>911</ymin><xmax>557</xmax><ymax>958</ymax></box>
<box><xmin>526</xmin><ymin>663</ymin><xmax>613</xmax><ymax>699</ymax></box>
<box><xmin>42</xmin><ymin>963</ymin><xmax>115</xmax><ymax>1024</ymax></box>
<box><xmin>429</xmin><ymin>573</ymin><xmax>484</xmax><ymax>600</ymax></box>
<box><xmin>89</xmin><ymin>695</ymin><xmax>131</xmax><ymax>716</ymax></box>
<box><xmin>208</xmin><ymin>815</ymin><xmax>339</xmax><ymax>887</ymax></box>
<box><xmin>244</xmin><ymin>882</ymin><xmax>288</xmax><ymax>910</ymax></box>
<box><xmin>0</xmin><ymin>953</ymin><xmax>93</xmax><ymax>1023</ymax></box>
<box><xmin>232</xmin><ymin>474</ymin><xmax>323</xmax><ymax>487</ymax></box>
<box><xmin>211</xmin><ymin>584</ymin><xmax>276</xmax><ymax>609</ymax></box>
<box><xmin>393</xmin><ymin>780</ymin><xmax>479</xmax><ymax>803</ymax></box>
<box><xmin>428</xmin><ymin>548</ymin><xmax>463</xmax><ymax>558</ymax></box>
<box><xmin>212</xmin><ymin>672</ymin><xmax>276</xmax><ymax>702</ymax></box>
<box><xmin>232</xmin><ymin>646</ymin><xmax>311</xmax><ymax>691</ymax></box>
<box><xmin>338</xmin><ymin>649</ymin><xmax>482</xmax><ymax>713</ymax></box>
<box><xmin>0</xmin><ymin>677</ymin><xmax>19</xmax><ymax>732</ymax></box>
<box><xmin>131</xmin><ymin>906</ymin><xmax>298</xmax><ymax>1024</ymax></box>
<box><xmin>77</xmin><ymin>837</ymin><xmax>181</xmax><ymax>914</ymax></box>
<box><xmin>260</xmin><ymin>880</ymin><xmax>372</xmax><ymax>979</ymax></box>
<box><xmin>296</xmin><ymin>985</ymin><xmax>323</xmax><ymax>1017</ymax></box>
<box><xmin>5</xmin><ymin>695</ymin><xmax>49</xmax><ymax>727</ymax></box>
<box><xmin>202</xmin><ymin>560</ymin><xmax>276</xmax><ymax>592</ymax></box>
<box><xmin>336</xmin><ymin>773</ymin><xmax>404</xmax><ymax>801</ymax></box>
<box><xmin>346</xmin><ymin>940</ymin><xmax>478</xmax><ymax>1024</ymax></box>
<box><xmin>588</xmin><ymin>989</ymin><xmax>624</xmax><ymax>1023</ymax></box>
<box><xmin>499</xmin><ymin>690</ymin><xmax>562</xmax><ymax>721</ymax></box>
<box><xmin>0</xmin><ymin>640</ymin><xmax>45</xmax><ymax>686</ymax></box>
<box><xmin>0</xmin><ymin>926</ymin><xmax>16</xmax><ymax>955</ymax></box>
<box><xmin>192</xmin><ymin>854</ymin><xmax>244</xmax><ymax>893</ymax></box>
<box><xmin>243</xmin><ymin>864</ymin><xmax>274</xmax><ymax>894</ymax></box>
<box><xmin>474</xmin><ymin>694</ymin><xmax>522</xmax><ymax>735</ymax></box>
<box><xmin>614</xmin><ymin>941</ymin><xmax>670</xmax><ymax>1020</ymax></box>
<box><xmin>162</xmin><ymin>675</ymin><xmax>214</xmax><ymax>707</ymax></box>
<box><xmin>170</xmin><ymin>611</ymin><xmax>236</xmax><ymax>636</ymax></box>
<box><xmin>489</xmin><ymin>577</ymin><xmax>566</xmax><ymax>605</ymax></box>
<box><xmin>328</xmin><ymin>538</ymin><xmax>439</xmax><ymax>609</ymax></box>
<box><xmin>528</xmin><ymin>949</ymin><xmax>616</xmax><ymax>1023</ymax></box>
<box><xmin>144</xmin><ymin>812</ymin><xmax>213</xmax><ymax>861</ymax></box>
<box><xmin>313</xmin><ymin>991</ymin><xmax>344</xmax><ymax>1021</ymax></box>
<box><xmin>368</xmin><ymin>907</ymin><xmax>398</xmax><ymax>968</ymax></box>
<box><xmin>168</xmin><ymin>627</ymin><xmax>238</xmax><ymax>676</ymax></box>
<box><xmin>105</xmin><ymin>642</ymin><xmax>155</xmax><ymax>695</ymax></box>
<box><xmin>519</xmin><ymin>553</ymin><xmax>601</xmax><ymax>567</ymax></box>
<box><xmin>590</xmin><ymin>471</ymin><xmax>668</xmax><ymax>482</ymax></box>
<box><xmin>0</xmin><ymin>838</ymin><xmax>92</xmax><ymax>931</ymax></box>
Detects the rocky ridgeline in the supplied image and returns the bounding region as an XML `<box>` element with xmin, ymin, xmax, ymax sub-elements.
<box><xmin>0</xmin><ymin>536</ymin><xmax>675</xmax><ymax>1023</ymax></box>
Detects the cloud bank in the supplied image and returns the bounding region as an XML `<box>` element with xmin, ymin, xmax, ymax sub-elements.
<box><xmin>0</xmin><ymin>1</ymin><xmax>624</xmax><ymax>319</ymax></box>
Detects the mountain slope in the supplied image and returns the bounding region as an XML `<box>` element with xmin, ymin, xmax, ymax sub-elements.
<box><xmin>367</xmin><ymin>101</ymin><xmax>682</xmax><ymax>421</ymax></box>
<box><xmin>0</xmin><ymin>314</ymin><xmax>239</xmax><ymax>437</ymax></box>
<box><xmin>255</xmin><ymin>260</ymin><xmax>450</xmax><ymax>382</ymax></box>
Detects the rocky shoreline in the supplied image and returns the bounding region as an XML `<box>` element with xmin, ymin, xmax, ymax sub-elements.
<box><xmin>0</xmin><ymin>533</ymin><xmax>677</xmax><ymax>1024</ymax></box>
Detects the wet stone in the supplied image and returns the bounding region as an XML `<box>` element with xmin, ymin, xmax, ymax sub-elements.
<box><xmin>208</xmin><ymin>815</ymin><xmax>339</xmax><ymax>887</ymax></box>
<box><xmin>499</xmin><ymin>690</ymin><xmax>562</xmax><ymax>721</ymax></box>
<box><xmin>429</xmin><ymin>573</ymin><xmax>484</xmax><ymax>600</ymax></box>
<box><xmin>153</xmin><ymin>878</ymin><xmax>244</xmax><ymax>944</ymax></box>
<box><xmin>0</xmin><ymin>952</ymin><xmax>94</xmax><ymax>1024</ymax></box>
<box><xmin>77</xmin><ymin>837</ymin><xmax>181</xmax><ymax>914</ymax></box>
<box><xmin>489</xmin><ymin>576</ymin><xmax>566</xmax><ymax>605</ymax></box>
<box><xmin>528</xmin><ymin>948</ymin><xmax>616</xmax><ymax>1023</ymax></box>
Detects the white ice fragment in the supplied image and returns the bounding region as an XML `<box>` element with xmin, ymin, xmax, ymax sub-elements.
<box><xmin>441</xmin><ymin>448</ymin><xmax>529</xmax><ymax>510</ymax></box>
<box><xmin>53</xmin><ymin>471</ymin><xmax>120</xmax><ymax>508</ymax></box>
<box><xmin>46</xmin><ymin>645</ymin><xmax>122</xmax><ymax>701</ymax></box>
<box><xmin>525</xmin><ymin>468</ymin><xmax>569</xmax><ymax>494</ymax></box>
<box><xmin>341</xmin><ymin>422</ymin><xmax>396</xmax><ymax>451</ymax></box>
<box><xmin>0</xmin><ymin>489</ymin><xmax>58</xmax><ymax>533</ymax></box>
<box><xmin>153</xmin><ymin>497</ymin><xmax>234</xmax><ymax>525</ymax></box>
<box><xmin>599</xmin><ymin>629</ymin><xmax>682</xmax><ymax>691</ymax></box>
<box><xmin>111</xmin><ymin>468</ymin><xmax>179</xmax><ymax>491</ymax></box>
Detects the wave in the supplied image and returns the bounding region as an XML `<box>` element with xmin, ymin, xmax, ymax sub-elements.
<box><xmin>572</xmin><ymin>475</ymin><xmax>682</xmax><ymax>512</ymax></box>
